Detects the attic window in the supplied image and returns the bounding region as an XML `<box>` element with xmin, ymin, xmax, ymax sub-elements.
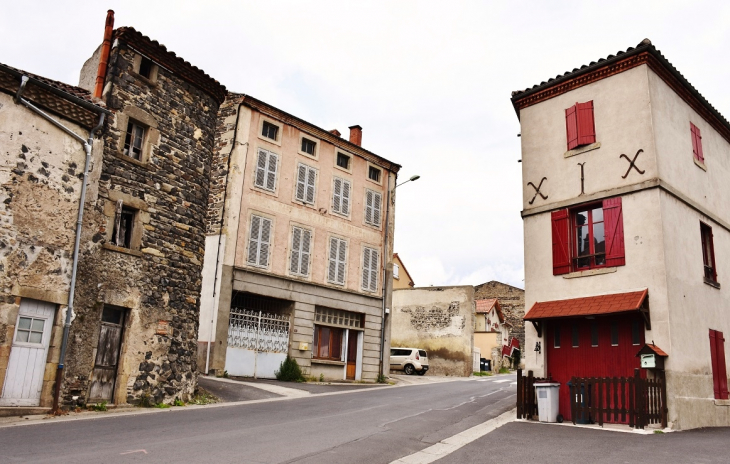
<box><xmin>139</xmin><ymin>57</ymin><xmax>153</xmax><ymax>79</ymax></box>
<box><xmin>368</xmin><ymin>166</ymin><xmax>381</xmax><ymax>183</ymax></box>
<box><xmin>337</xmin><ymin>152</ymin><xmax>351</xmax><ymax>170</ymax></box>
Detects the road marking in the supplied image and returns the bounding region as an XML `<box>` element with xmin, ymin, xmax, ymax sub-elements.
<box><xmin>120</xmin><ymin>449</ymin><xmax>147</xmax><ymax>455</ymax></box>
<box><xmin>493</xmin><ymin>379</ymin><xmax>513</xmax><ymax>383</ymax></box>
<box><xmin>510</xmin><ymin>382</ymin><xmax>517</xmax><ymax>385</ymax></box>
<box><xmin>390</xmin><ymin>408</ymin><xmax>516</xmax><ymax>464</ymax></box>
<box><xmin>477</xmin><ymin>379</ymin><xmax>491</xmax><ymax>382</ymax></box>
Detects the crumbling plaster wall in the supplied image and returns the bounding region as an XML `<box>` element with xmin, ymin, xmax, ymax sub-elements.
<box><xmin>63</xmin><ymin>43</ymin><xmax>219</xmax><ymax>406</ymax></box>
<box><xmin>391</xmin><ymin>286</ymin><xmax>475</xmax><ymax>377</ymax></box>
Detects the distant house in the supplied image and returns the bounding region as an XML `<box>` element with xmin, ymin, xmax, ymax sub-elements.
<box><xmin>474</xmin><ymin>281</ymin><xmax>525</xmax><ymax>352</ymax></box>
<box><xmin>392</xmin><ymin>253</ymin><xmax>415</xmax><ymax>289</ymax></box>
<box><xmin>474</xmin><ymin>299</ymin><xmax>512</xmax><ymax>367</ymax></box>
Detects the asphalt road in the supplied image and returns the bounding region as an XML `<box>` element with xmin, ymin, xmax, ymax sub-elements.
<box><xmin>0</xmin><ymin>375</ymin><xmax>516</xmax><ymax>463</ymax></box>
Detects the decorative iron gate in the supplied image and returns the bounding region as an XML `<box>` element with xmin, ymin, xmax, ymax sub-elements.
<box><xmin>225</xmin><ymin>309</ymin><xmax>290</xmax><ymax>378</ymax></box>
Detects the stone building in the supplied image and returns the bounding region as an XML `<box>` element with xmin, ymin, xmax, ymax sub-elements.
<box><xmin>0</xmin><ymin>63</ymin><xmax>107</xmax><ymax>410</ymax></box>
<box><xmin>199</xmin><ymin>94</ymin><xmax>401</xmax><ymax>382</ymax></box>
<box><xmin>391</xmin><ymin>286</ymin><xmax>475</xmax><ymax>377</ymax></box>
<box><xmin>58</xmin><ymin>15</ymin><xmax>226</xmax><ymax>406</ymax></box>
<box><xmin>474</xmin><ymin>280</ymin><xmax>525</xmax><ymax>351</ymax></box>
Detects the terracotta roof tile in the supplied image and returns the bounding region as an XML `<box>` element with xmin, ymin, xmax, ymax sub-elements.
<box><xmin>524</xmin><ymin>289</ymin><xmax>648</xmax><ymax>321</ymax></box>
<box><xmin>0</xmin><ymin>62</ymin><xmax>98</xmax><ymax>105</ymax></box>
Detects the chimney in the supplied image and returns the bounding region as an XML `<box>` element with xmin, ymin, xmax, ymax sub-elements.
<box><xmin>93</xmin><ymin>10</ymin><xmax>115</xmax><ymax>99</ymax></box>
<box><xmin>348</xmin><ymin>125</ymin><xmax>362</xmax><ymax>146</ymax></box>
<box><xmin>330</xmin><ymin>129</ymin><xmax>341</xmax><ymax>137</ymax></box>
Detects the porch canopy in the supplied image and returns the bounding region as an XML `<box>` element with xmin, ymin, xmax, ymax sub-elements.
<box><xmin>524</xmin><ymin>289</ymin><xmax>649</xmax><ymax>336</ymax></box>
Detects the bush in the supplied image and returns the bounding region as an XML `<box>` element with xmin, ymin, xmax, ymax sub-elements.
<box><xmin>275</xmin><ymin>356</ymin><xmax>304</xmax><ymax>382</ymax></box>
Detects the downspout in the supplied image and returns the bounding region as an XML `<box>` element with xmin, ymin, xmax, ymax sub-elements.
<box><xmin>205</xmin><ymin>99</ymin><xmax>247</xmax><ymax>375</ymax></box>
<box><xmin>13</xmin><ymin>77</ymin><xmax>106</xmax><ymax>411</ymax></box>
<box><xmin>379</xmin><ymin>172</ymin><xmax>393</xmax><ymax>377</ymax></box>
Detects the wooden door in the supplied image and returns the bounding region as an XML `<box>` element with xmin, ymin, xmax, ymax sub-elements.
<box><xmin>346</xmin><ymin>331</ymin><xmax>358</xmax><ymax>380</ymax></box>
<box><xmin>0</xmin><ymin>299</ymin><xmax>55</xmax><ymax>406</ymax></box>
<box><xmin>89</xmin><ymin>307</ymin><xmax>125</xmax><ymax>402</ymax></box>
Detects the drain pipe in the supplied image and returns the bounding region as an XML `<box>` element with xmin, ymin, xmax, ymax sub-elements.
<box><xmin>14</xmin><ymin>77</ymin><xmax>106</xmax><ymax>411</ymax></box>
<box><xmin>378</xmin><ymin>172</ymin><xmax>393</xmax><ymax>378</ymax></box>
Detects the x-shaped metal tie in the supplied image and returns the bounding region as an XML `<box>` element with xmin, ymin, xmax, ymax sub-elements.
<box><xmin>527</xmin><ymin>177</ymin><xmax>548</xmax><ymax>204</ymax></box>
<box><xmin>621</xmin><ymin>149</ymin><xmax>645</xmax><ymax>178</ymax></box>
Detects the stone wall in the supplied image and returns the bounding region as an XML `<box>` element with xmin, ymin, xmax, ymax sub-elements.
<box><xmin>474</xmin><ymin>281</ymin><xmax>525</xmax><ymax>356</ymax></box>
<box><xmin>63</xmin><ymin>41</ymin><xmax>220</xmax><ymax>406</ymax></box>
<box><xmin>391</xmin><ymin>286</ymin><xmax>474</xmax><ymax>377</ymax></box>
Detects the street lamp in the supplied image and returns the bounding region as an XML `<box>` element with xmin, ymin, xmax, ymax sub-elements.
<box><xmin>396</xmin><ymin>175</ymin><xmax>420</xmax><ymax>189</ymax></box>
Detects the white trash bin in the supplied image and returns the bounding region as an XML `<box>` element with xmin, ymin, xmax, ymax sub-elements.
<box><xmin>534</xmin><ymin>382</ymin><xmax>560</xmax><ymax>423</ymax></box>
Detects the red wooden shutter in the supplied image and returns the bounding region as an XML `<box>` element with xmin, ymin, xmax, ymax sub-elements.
<box><xmin>690</xmin><ymin>123</ymin><xmax>699</xmax><ymax>160</ymax></box>
<box><xmin>603</xmin><ymin>197</ymin><xmax>625</xmax><ymax>267</ymax></box>
<box><xmin>576</xmin><ymin>101</ymin><xmax>596</xmax><ymax>146</ymax></box>
<box><xmin>710</xmin><ymin>330</ymin><xmax>729</xmax><ymax>400</ymax></box>
<box><xmin>695</xmin><ymin>125</ymin><xmax>704</xmax><ymax>163</ymax></box>
<box><xmin>551</xmin><ymin>209</ymin><xmax>571</xmax><ymax>275</ymax></box>
<box><xmin>565</xmin><ymin>105</ymin><xmax>579</xmax><ymax>150</ymax></box>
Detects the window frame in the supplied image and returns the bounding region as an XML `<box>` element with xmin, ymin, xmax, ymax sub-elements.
<box><xmin>313</xmin><ymin>325</ymin><xmax>343</xmax><ymax>361</ymax></box>
<box><xmin>132</xmin><ymin>53</ymin><xmax>158</xmax><ymax>84</ymax></box>
<box><xmin>570</xmin><ymin>202</ymin><xmax>607</xmax><ymax>272</ymax></box>
<box><xmin>247</xmin><ymin>213</ymin><xmax>274</xmax><ymax>269</ymax></box>
<box><xmin>297</xmin><ymin>133</ymin><xmax>320</xmax><ymax>159</ymax></box>
<box><xmin>111</xmin><ymin>202</ymin><xmax>137</xmax><ymax>249</ymax></box>
<box><xmin>293</xmin><ymin>162</ymin><xmax>317</xmax><ymax>206</ymax></box>
<box><xmin>367</xmin><ymin>164</ymin><xmax>382</xmax><ymax>184</ymax></box>
<box><xmin>288</xmin><ymin>225</ymin><xmax>313</xmax><ymax>278</ymax></box>
<box><xmin>363</xmin><ymin>188</ymin><xmax>383</xmax><ymax>228</ymax></box>
<box><xmin>123</xmin><ymin>120</ymin><xmax>146</xmax><ymax>160</ymax></box>
<box><xmin>14</xmin><ymin>315</ymin><xmax>48</xmax><ymax>346</ymax></box>
<box><xmin>253</xmin><ymin>147</ymin><xmax>280</xmax><ymax>194</ymax></box>
<box><xmin>335</xmin><ymin>152</ymin><xmax>352</xmax><ymax>173</ymax></box>
<box><xmin>701</xmin><ymin>222</ymin><xmax>718</xmax><ymax>285</ymax></box>
<box><xmin>258</xmin><ymin>116</ymin><xmax>282</xmax><ymax>146</ymax></box>
<box><xmin>553</xmin><ymin>324</ymin><xmax>561</xmax><ymax>349</ymax></box>
<box><xmin>331</xmin><ymin>176</ymin><xmax>352</xmax><ymax>219</ymax></box>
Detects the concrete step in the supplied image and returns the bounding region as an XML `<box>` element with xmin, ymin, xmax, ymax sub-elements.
<box><xmin>0</xmin><ymin>407</ymin><xmax>51</xmax><ymax>417</ymax></box>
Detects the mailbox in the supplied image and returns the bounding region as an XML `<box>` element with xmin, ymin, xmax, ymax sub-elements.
<box><xmin>636</xmin><ymin>343</ymin><xmax>666</xmax><ymax>370</ymax></box>
<box><xmin>641</xmin><ymin>353</ymin><xmax>656</xmax><ymax>369</ymax></box>
<box><xmin>298</xmin><ymin>342</ymin><xmax>309</xmax><ymax>351</ymax></box>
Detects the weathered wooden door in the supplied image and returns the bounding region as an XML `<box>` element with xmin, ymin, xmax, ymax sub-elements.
<box><xmin>346</xmin><ymin>332</ymin><xmax>358</xmax><ymax>380</ymax></box>
<box><xmin>0</xmin><ymin>299</ymin><xmax>56</xmax><ymax>406</ymax></box>
<box><xmin>88</xmin><ymin>307</ymin><xmax>125</xmax><ymax>402</ymax></box>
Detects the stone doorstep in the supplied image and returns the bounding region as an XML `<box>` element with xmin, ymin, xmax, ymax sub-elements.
<box><xmin>0</xmin><ymin>407</ymin><xmax>51</xmax><ymax>418</ymax></box>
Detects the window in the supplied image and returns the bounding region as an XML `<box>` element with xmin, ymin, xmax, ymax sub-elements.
<box><xmin>709</xmin><ymin>329</ymin><xmax>729</xmax><ymax>400</ymax></box>
<box><xmin>295</xmin><ymin>163</ymin><xmax>317</xmax><ymax>205</ymax></box>
<box><xmin>247</xmin><ymin>215</ymin><xmax>272</xmax><ymax>268</ymax></box>
<box><xmin>364</xmin><ymin>189</ymin><xmax>382</xmax><ymax>227</ymax></box>
<box><xmin>332</xmin><ymin>177</ymin><xmax>351</xmax><ymax>217</ymax></box>
<box><xmin>289</xmin><ymin>226</ymin><xmax>312</xmax><ymax>277</ymax></box>
<box><xmin>139</xmin><ymin>57</ymin><xmax>154</xmax><ymax>79</ymax></box>
<box><xmin>123</xmin><ymin>121</ymin><xmax>145</xmax><ymax>159</ymax></box>
<box><xmin>551</xmin><ymin>196</ymin><xmax>624</xmax><ymax>275</ymax></box>
<box><xmin>553</xmin><ymin>324</ymin><xmax>561</xmax><ymax>348</ymax></box>
<box><xmin>591</xmin><ymin>322</ymin><xmax>599</xmax><ymax>347</ymax></box>
<box><xmin>361</xmin><ymin>247</ymin><xmax>379</xmax><ymax>293</ymax></box>
<box><xmin>337</xmin><ymin>152</ymin><xmax>351</xmax><ymax>170</ymax></box>
<box><xmin>112</xmin><ymin>200</ymin><xmax>136</xmax><ymax>248</ymax></box>
<box><xmin>632</xmin><ymin>320</ymin><xmax>641</xmax><ymax>346</ymax></box>
<box><xmin>254</xmin><ymin>148</ymin><xmax>279</xmax><ymax>192</ymax></box>
<box><xmin>314</xmin><ymin>307</ymin><xmax>363</xmax><ymax>329</ymax></box>
<box><xmin>610</xmin><ymin>321</ymin><xmax>619</xmax><ymax>346</ymax></box>
<box><xmin>393</xmin><ymin>263</ymin><xmax>400</xmax><ymax>279</ymax></box>
<box><xmin>301</xmin><ymin>137</ymin><xmax>316</xmax><ymax>156</ymax></box>
<box><xmin>15</xmin><ymin>316</ymin><xmax>45</xmax><ymax>344</ymax></box>
<box><xmin>572</xmin><ymin>324</ymin><xmax>579</xmax><ymax>347</ymax></box>
<box><xmin>701</xmin><ymin>222</ymin><xmax>717</xmax><ymax>284</ymax></box>
<box><xmin>565</xmin><ymin>101</ymin><xmax>596</xmax><ymax>150</ymax></box>
<box><xmin>327</xmin><ymin>237</ymin><xmax>347</xmax><ymax>285</ymax></box>
<box><xmin>690</xmin><ymin>122</ymin><xmax>704</xmax><ymax>164</ymax></box>
<box><xmin>313</xmin><ymin>325</ymin><xmax>343</xmax><ymax>361</ymax></box>
<box><xmin>368</xmin><ymin>166</ymin><xmax>381</xmax><ymax>183</ymax></box>
<box><xmin>262</xmin><ymin>121</ymin><xmax>279</xmax><ymax>141</ymax></box>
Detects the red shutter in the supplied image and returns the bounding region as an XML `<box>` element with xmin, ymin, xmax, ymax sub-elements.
<box><xmin>695</xmin><ymin>125</ymin><xmax>704</xmax><ymax>163</ymax></box>
<box><xmin>551</xmin><ymin>209</ymin><xmax>571</xmax><ymax>275</ymax></box>
<box><xmin>603</xmin><ymin>197</ymin><xmax>625</xmax><ymax>267</ymax></box>
<box><xmin>565</xmin><ymin>105</ymin><xmax>579</xmax><ymax>150</ymax></box>
<box><xmin>710</xmin><ymin>330</ymin><xmax>729</xmax><ymax>400</ymax></box>
<box><xmin>690</xmin><ymin>123</ymin><xmax>699</xmax><ymax>159</ymax></box>
<box><xmin>576</xmin><ymin>101</ymin><xmax>596</xmax><ymax>146</ymax></box>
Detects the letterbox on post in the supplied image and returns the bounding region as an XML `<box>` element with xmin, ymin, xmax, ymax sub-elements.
<box><xmin>636</xmin><ymin>343</ymin><xmax>667</xmax><ymax>370</ymax></box>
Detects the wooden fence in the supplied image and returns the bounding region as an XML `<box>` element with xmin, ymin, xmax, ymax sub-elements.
<box><xmin>516</xmin><ymin>369</ymin><xmax>538</xmax><ymax>420</ymax></box>
<box><xmin>569</xmin><ymin>369</ymin><xmax>667</xmax><ymax>429</ymax></box>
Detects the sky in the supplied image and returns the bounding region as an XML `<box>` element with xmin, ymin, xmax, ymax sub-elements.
<box><xmin>2</xmin><ymin>1</ymin><xmax>728</xmax><ymax>289</ymax></box>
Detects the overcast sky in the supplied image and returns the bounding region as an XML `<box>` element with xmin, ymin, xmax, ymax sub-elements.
<box><xmin>2</xmin><ymin>1</ymin><xmax>728</xmax><ymax>289</ymax></box>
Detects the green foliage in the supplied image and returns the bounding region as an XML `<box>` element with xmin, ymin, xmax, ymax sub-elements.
<box><xmin>319</xmin><ymin>373</ymin><xmax>325</xmax><ymax>382</ymax></box>
<box><xmin>473</xmin><ymin>371</ymin><xmax>493</xmax><ymax>377</ymax></box>
<box><xmin>92</xmin><ymin>401</ymin><xmax>107</xmax><ymax>412</ymax></box>
<box><xmin>376</xmin><ymin>373</ymin><xmax>387</xmax><ymax>383</ymax></box>
<box><xmin>654</xmin><ymin>430</ymin><xmax>665</xmax><ymax>434</ymax></box>
<box><xmin>189</xmin><ymin>388</ymin><xmax>219</xmax><ymax>405</ymax></box>
<box><xmin>499</xmin><ymin>367</ymin><xmax>511</xmax><ymax>374</ymax></box>
<box><xmin>154</xmin><ymin>402</ymin><xmax>171</xmax><ymax>409</ymax></box>
<box><xmin>173</xmin><ymin>399</ymin><xmax>185</xmax><ymax>407</ymax></box>
<box><xmin>275</xmin><ymin>356</ymin><xmax>304</xmax><ymax>382</ymax></box>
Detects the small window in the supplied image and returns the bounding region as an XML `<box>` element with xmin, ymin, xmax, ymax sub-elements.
<box><xmin>15</xmin><ymin>316</ymin><xmax>45</xmax><ymax>344</ymax></box>
<box><xmin>262</xmin><ymin>121</ymin><xmax>279</xmax><ymax>141</ymax></box>
<box><xmin>112</xmin><ymin>202</ymin><xmax>136</xmax><ymax>249</ymax></box>
<box><xmin>368</xmin><ymin>166</ymin><xmax>381</xmax><ymax>182</ymax></box>
<box><xmin>101</xmin><ymin>306</ymin><xmax>124</xmax><ymax>325</ymax></box>
<box><xmin>701</xmin><ymin>222</ymin><xmax>717</xmax><ymax>284</ymax></box>
<box><xmin>337</xmin><ymin>152</ymin><xmax>351</xmax><ymax>170</ymax></box>
<box><xmin>364</xmin><ymin>189</ymin><xmax>382</xmax><ymax>227</ymax></box>
<box><xmin>591</xmin><ymin>322</ymin><xmax>599</xmax><ymax>347</ymax></box>
<box><xmin>554</xmin><ymin>325</ymin><xmax>561</xmax><ymax>348</ymax></box>
<box><xmin>610</xmin><ymin>321</ymin><xmax>619</xmax><ymax>346</ymax></box>
<box><xmin>572</xmin><ymin>324</ymin><xmax>579</xmax><ymax>348</ymax></box>
<box><xmin>632</xmin><ymin>320</ymin><xmax>641</xmax><ymax>346</ymax></box>
<box><xmin>123</xmin><ymin>121</ymin><xmax>146</xmax><ymax>160</ymax></box>
<box><xmin>139</xmin><ymin>57</ymin><xmax>154</xmax><ymax>79</ymax></box>
<box><xmin>690</xmin><ymin>122</ymin><xmax>704</xmax><ymax>164</ymax></box>
<box><xmin>301</xmin><ymin>137</ymin><xmax>316</xmax><ymax>156</ymax></box>
<box><xmin>393</xmin><ymin>263</ymin><xmax>400</xmax><ymax>279</ymax></box>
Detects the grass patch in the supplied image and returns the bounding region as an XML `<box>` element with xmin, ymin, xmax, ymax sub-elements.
<box><xmin>472</xmin><ymin>371</ymin><xmax>493</xmax><ymax>377</ymax></box>
<box><xmin>654</xmin><ymin>430</ymin><xmax>665</xmax><ymax>434</ymax></box>
<box><xmin>173</xmin><ymin>399</ymin><xmax>185</xmax><ymax>407</ymax></box>
<box><xmin>189</xmin><ymin>387</ymin><xmax>219</xmax><ymax>405</ymax></box>
<box><xmin>154</xmin><ymin>403</ymin><xmax>171</xmax><ymax>409</ymax></box>
<box><xmin>91</xmin><ymin>401</ymin><xmax>108</xmax><ymax>412</ymax></box>
<box><xmin>498</xmin><ymin>367</ymin><xmax>511</xmax><ymax>374</ymax></box>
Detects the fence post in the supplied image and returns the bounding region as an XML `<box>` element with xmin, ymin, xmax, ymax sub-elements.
<box><xmin>569</xmin><ymin>377</ymin><xmax>576</xmax><ymax>425</ymax></box>
<box><xmin>634</xmin><ymin>368</ymin><xmax>644</xmax><ymax>429</ymax></box>
<box><xmin>527</xmin><ymin>370</ymin><xmax>534</xmax><ymax>419</ymax></box>
<box><xmin>660</xmin><ymin>370</ymin><xmax>668</xmax><ymax>429</ymax></box>
<box><xmin>517</xmin><ymin>368</ymin><xmax>523</xmax><ymax>419</ymax></box>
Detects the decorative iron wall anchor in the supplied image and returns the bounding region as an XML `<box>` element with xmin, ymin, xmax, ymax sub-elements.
<box><xmin>621</xmin><ymin>149</ymin><xmax>645</xmax><ymax>178</ymax></box>
<box><xmin>577</xmin><ymin>162</ymin><xmax>586</xmax><ymax>195</ymax></box>
<box><xmin>527</xmin><ymin>177</ymin><xmax>548</xmax><ymax>205</ymax></box>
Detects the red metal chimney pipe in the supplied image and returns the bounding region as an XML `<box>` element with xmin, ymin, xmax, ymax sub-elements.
<box><xmin>93</xmin><ymin>10</ymin><xmax>115</xmax><ymax>99</ymax></box>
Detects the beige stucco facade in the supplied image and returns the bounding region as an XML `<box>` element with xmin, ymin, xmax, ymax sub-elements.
<box><xmin>518</xmin><ymin>53</ymin><xmax>730</xmax><ymax>429</ymax></box>
<box><xmin>392</xmin><ymin>254</ymin><xmax>415</xmax><ymax>289</ymax></box>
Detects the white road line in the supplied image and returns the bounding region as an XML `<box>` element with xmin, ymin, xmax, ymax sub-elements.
<box><xmin>477</xmin><ymin>379</ymin><xmax>492</xmax><ymax>382</ymax></box>
<box><xmin>493</xmin><ymin>379</ymin><xmax>512</xmax><ymax>383</ymax></box>
<box><xmin>510</xmin><ymin>382</ymin><xmax>517</xmax><ymax>385</ymax></box>
<box><xmin>390</xmin><ymin>408</ymin><xmax>516</xmax><ymax>464</ymax></box>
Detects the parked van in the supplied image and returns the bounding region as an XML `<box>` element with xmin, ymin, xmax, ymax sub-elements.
<box><xmin>389</xmin><ymin>348</ymin><xmax>429</xmax><ymax>375</ymax></box>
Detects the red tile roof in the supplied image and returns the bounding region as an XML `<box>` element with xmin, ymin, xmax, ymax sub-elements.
<box><xmin>524</xmin><ymin>289</ymin><xmax>648</xmax><ymax>320</ymax></box>
<box><xmin>476</xmin><ymin>298</ymin><xmax>504</xmax><ymax>323</ymax></box>
<box><xmin>0</xmin><ymin>62</ymin><xmax>99</xmax><ymax>106</ymax></box>
<box><xmin>644</xmin><ymin>344</ymin><xmax>668</xmax><ymax>357</ymax></box>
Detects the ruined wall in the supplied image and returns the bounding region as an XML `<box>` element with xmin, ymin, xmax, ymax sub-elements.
<box><xmin>474</xmin><ymin>281</ymin><xmax>525</xmax><ymax>353</ymax></box>
<box><xmin>63</xmin><ymin>42</ymin><xmax>219</xmax><ymax>406</ymax></box>
<box><xmin>391</xmin><ymin>286</ymin><xmax>474</xmax><ymax>377</ymax></box>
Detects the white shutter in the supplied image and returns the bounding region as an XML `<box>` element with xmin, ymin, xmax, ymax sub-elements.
<box><xmin>305</xmin><ymin>167</ymin><xmax>316</xmax><ymax>204</ymax></box>
<box><xmin>300</xmin><ymin>229</ymin><xmax>311</xmax><ymax>276</ymax></box>
<box><xmin>341</xmin><ymin>180</ymin><xmax>351</xmax><ymax>216</ymax></box>
<box><xmin>265</xmin><ymin>152</ymin><xmax>278</xmax><ymax>191</ymax></box>
<box><xmin>248</xmin><ymin>215</ymin><xmax>271</xmax><ymax>267</ymax></box>
<box><xmin>328</xmin><ymin>237</ymin><xmax>347</xmax><ymax>285</ymax></box>
<box><xmin>290</xmin><ymin>227</ymin><xmax>302</xmax><ymax>274</ymax></box>
<box><xmin>361</xmin><ymin>248</ymin><xmax>371</xmax><ymax>290</ymax></box>
<box><xmin>259</xmin><ymin>217</ymin><xmax>272</xmax><ymax>267</ymax></box>
<box><xmin>295</xmin><ymin>164</ymin><xmax>307</xmax><ymax>202</ymax></box>
<box><xmin>337</xmin><ymin>239</ymin><xmax>347</xmax><ymax>285</ymax></box>
<box><xmin>362</xmin><ymin>247</ymin><xmax>379</xmax><ymax>292</ymax></box>
<box><xmin>372</xmin><ymin>192</ymin><xmax>382</xmax><ymax>226</ymax></box>
<box><xmin>332</xmin><ymin>177</ymin><xmax>342</xmax><ymax>213</ymax></box>
<box><xmin>365</xmin><ymin>190</ymin><xmax>374</xmax><ymax>224</ymax></box>
<box><xmin>369</xmin><ymin>249</ymin><xmax>379</xmax><ymax>292</ymax></box>
<box><xmin>248</xmin><ymin>215</ymin><xmax>261</xmax><ymax>264</ymax></box>
<box><xmin>255</xmin><ymin>149</ymin><xmax>267</xmax><ymax>188</ymax></box>
<box><xmin>328</xmin><ymin>238</ymin><xmax>338</xmax><ymax>283</ymax></box>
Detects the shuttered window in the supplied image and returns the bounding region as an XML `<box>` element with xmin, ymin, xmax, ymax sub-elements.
<box><xmin>247</xmin><ymin>215</ymin><xmax>272</xmax><ymax>267</ymax></box>
<box><xmin>565</xmin><ymin>101</ymin><xmax>596</xmax><ymax>150</ymax></box>
<box><xmin>551</xmin><ymin>197</ymin><xmax>625</xmax><ymax>275</ymax></box>
<box><xmin>289</xmin><ymin>226</ymin><xmax>312</xmax><ymax>277</ymax></box>
<box><xmin>361</xmin><ymin>247</ymin><xmax>379</xmax><ymax>293</ymax></box>
<box><xmin>701</xmin><ymin>222</ymin><xmax>717</xmax><ymax>283</ymax></box>
<box><xmin>364</xmin><ymin>189</ymin><xmax>382</xmax><ymax>227</ymax></box>
<box><xmin>691</xmin><ymin>122</ymin><xmax>704</xmax><ymax>163</ymax></box>
<box><xmin>295</xmin><ymin>163</ymin><xmax>317</xmax><ymax>205</ymax></box>
<box><xmin>254</xmin><ymin>148</ymin><xmax>278</xmax><ymax>192</ymax></box>
<box><xmin>332</xmin><ymin>177</ymin><xmax>351</xmax><ymax>216</ymax></box>
<box><xmin>327</xmin><ymin>237</ymin><xmax>348</xmax><ymax>285</ymax></box>
<box><xmin>709</xmin><ymin>329</ymin><xmax>729</xmax><ymax>400</ymax></box>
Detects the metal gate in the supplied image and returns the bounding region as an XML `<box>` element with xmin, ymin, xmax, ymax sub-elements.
<box><xmin>225</xmin><ymin>309</ymin><xmax>290</xmax><ymax>378</ymax></box>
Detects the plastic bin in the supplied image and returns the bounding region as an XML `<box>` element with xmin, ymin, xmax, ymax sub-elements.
<box><xmin>534</xmin><ymin>382</ymin><xmax>560</xmax><ymax>423</ymax></box>
<box><xmin>479</xmin><ymin>358</ymin><xmax>491</xmax><ymax>372</ymax></box>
